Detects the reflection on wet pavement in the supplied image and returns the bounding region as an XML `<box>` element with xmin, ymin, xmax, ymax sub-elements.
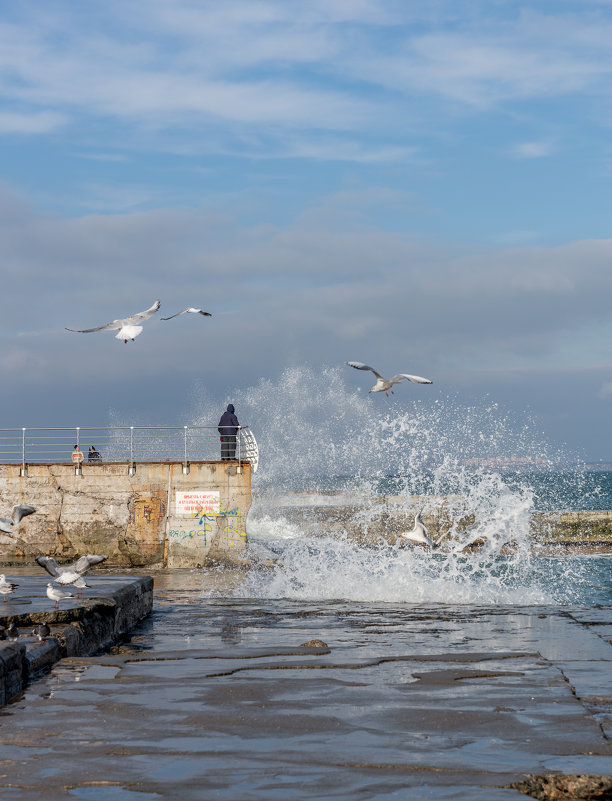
<box><xmin>0</xmin><ymin>570</ymin><xmax>611</xmax><ymax>800</ymax></box>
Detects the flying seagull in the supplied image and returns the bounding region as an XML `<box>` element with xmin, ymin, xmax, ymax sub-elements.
<box><xmin>0</xmin><ymin>574</ymin><xmax>19</xmax><ymax>603</ymax></box>
<box><xmin>161</xmin><ymin>307</ymin><xmax>212</xmax><ymax>321</ymax></box>
<box><xmin>0</xmin><ymin>504</ymin><xmax>36</xmax><ymax>535</ymax></box>
<box><xmin>66</xmin><ymin>300</ymin><xmax>161</xmax><ymax>343</ymax></box>
<box><xmin>398</xmin><ymin>511</ymin><xmax>435</xmax><ymax>549</ymax></box>
<box><xmin>36</xmin><ymin>555</ymin><xmax>107</xmax><ymax>591</ymax></box>
<box><xmin>346</xmin><ymin>362</ymin><xmax>432</xmax><ymax>396</ymax></box>
<box><xmin>47</xmin><ymin>583</ymin><xmax>74</xmax><ymax>609</ymax></box>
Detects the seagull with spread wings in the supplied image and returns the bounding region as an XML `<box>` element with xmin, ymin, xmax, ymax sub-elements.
<box><xmin>66</xmin><ymin>300</ymin><xmax>161</xmax><ymax>343</ymax></box>
<box><xmin>346</xmin><ymin>361</ymin><xmax>432</xmax><ymax>396</ymax></box>
<box><xmin>36</xmin><ymin>555</ymin><xmax>107</xmax><ymax>593</ymax></box>
<box><xmin>161</xmin><ymin>307</ymin><xmax>212</xmax><ymax>321</ymax></box>
<box><xmin>398</xmin><ymin>511</ymin><xmax>435</xmax><ymax>549</ymax></box>
<box><xmin>0</xmin><ymin>505</ymin><xmax>36</xmax><ymax>535</ymax></box>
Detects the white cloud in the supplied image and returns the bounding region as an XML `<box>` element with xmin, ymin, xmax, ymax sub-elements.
<box><xmin>1</xmin><ymin>178</ymin><xmax>612</xmax><ymax>455</ymax></box>
<box><xmin>282</xmin><ymin>139</ymin><xmax>419</xmax><ymax>163</ymax></box>
<box><xmin>598</xmin><ymin>381</ymin><xmax>612</xmax><ymax>399</ymax></box>
<box><xmin>2</xmin><ymin>183</ymin><xmax>612</xmax><ymax>374</ymax></box>
<box><xmin>76</xmin><ymin>152</ymin><xmax>129</xmax><ymax>162</ymax></box>
<box><xmin>0</xmin><ymin>346</ymin><xmax>47</xmax><ymax>372</ymax></box>
<box><xmin>0</xmin><ymin>110</ymin><xmax>65</xmax><ymax>134</ymax></box>
<box><xmin>510</xmin><ymin>140</ymin><xmax>557</xmax><ymax>159</ymax></box>
<box><xmin>0</xmin><ymin>2</ymin><xmax>611</xmax><ymax>159</ymax></box>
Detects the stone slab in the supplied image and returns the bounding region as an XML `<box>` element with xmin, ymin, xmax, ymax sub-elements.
<box><xmin>0</xmin><ymin>574</ymin><xmax>153</xmax><ymax>705</ymax></box>
<box><xmin>1</xmin><ymin>581</ymin><xmax>612</xmax><ymax>799</ymax></box>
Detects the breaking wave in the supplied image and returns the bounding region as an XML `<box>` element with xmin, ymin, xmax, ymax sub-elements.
<box><xmin>196</xmin><ymin>366</ymin><xmax>605</xmax><ymax>605</ymax></box>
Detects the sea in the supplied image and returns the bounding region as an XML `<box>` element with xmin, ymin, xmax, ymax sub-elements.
<box><xmin>191</xmin><ymin>366</ymin><xmax>612</xmax><ymax>608</ymax></box>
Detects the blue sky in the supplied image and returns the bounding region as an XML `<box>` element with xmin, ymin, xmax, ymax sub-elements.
<box><xmin>1</xmin><ymin>0</ymin><xmax>612</xmax><ymax>462</ymax></box>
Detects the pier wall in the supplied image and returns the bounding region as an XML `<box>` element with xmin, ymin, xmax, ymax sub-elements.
<box><xmin>256</xmin><ymin>495</ymin><xmax>612</xmax><ymax>546</ymax></box>
<box><xmin>0</xmin><ymin>461</ymin><xmax>251</xmax><ymax>567</ymax></box>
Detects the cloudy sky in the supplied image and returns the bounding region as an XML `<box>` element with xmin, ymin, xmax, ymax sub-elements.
<box><xmin>1</xmin><ymin>0</ymin><xmax>611</xmax><ymax>462</ymax></box>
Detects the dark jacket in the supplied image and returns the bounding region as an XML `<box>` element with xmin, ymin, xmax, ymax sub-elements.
<box><xmin>218</xmin><ymin>404</ymin><xmax>239</xmax><ymax>437</ymax></box>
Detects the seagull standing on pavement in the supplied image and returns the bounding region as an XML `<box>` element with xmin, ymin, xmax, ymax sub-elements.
<box><xmin>66</xmin><ymin>300</ymin><xmax>161</xmax><ymax>343</ymax></box>
<box><xmin>0</xmin><ymin>574</ymin><xmax>19</xmax><ymax>603</ymax></box>
<box><xmin>0</xmin><ymin>505</ymin><xmax>36</xmax><ymax>535</ymax></box>
<box><xmin>47</xmin><ymin>583</ymin><xmax>74</xmax><ymax>609</ymax></box>
<box><xmin>346</xmin><ymin>362</ymin><xmax>432</xmax><ymax>396</ymax></box>
<box><xmin>161</xmin><ymin>307</ymin><xmax>212</xmax><ymax>321</ymax></box>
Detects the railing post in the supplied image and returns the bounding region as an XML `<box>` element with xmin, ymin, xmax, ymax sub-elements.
<box><xmin>182</xmin><ymin>426</ymin><xmax>189</xmax><ymax>474</ymax></box>
<box><xmin>237</xmin><ymin>426</ymin><xmax>242</xmax><ymax>473</ymax></box>
<box><xmin>20</xmin><ymin>427</ymin><xmax>28</xmax><ymax>476</ymax></box>
<box><xmin>129</xmin><ymin>426</ymin><xmax>136</xmax><ymax>475</ymax></box>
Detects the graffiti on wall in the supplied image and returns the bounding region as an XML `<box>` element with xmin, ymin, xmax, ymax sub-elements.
<box><xmin>128</xmin><ymin>495</ymin><xmax>166</xmax><ymax>529</ymax></box>
<box><xmin>168</xmin><ymin>524</ymin><xmax>212</xmax><ymax>544</ymax></box>
<box><xmin>221</xmin><ymin>515</ymin><xmax>247</xmax><ymax>547</ymax></box>
<box><xmin>172</xmin><ymin>490</ymin><xmax>246</xmax><ymax>548</ymax></box>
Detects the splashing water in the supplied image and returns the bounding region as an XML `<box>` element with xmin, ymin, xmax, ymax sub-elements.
<box><xmin>195</xmin><ymin>366</ymin><xmax>608</xmax><ymax>605</ymax></box>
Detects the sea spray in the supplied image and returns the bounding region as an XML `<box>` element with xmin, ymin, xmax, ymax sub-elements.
<box><xmin>193</xmin><ymin>366</ymin><xmax>603</xmax><ymax>604</ymax></box>
<box><xmin>233</xmin><ymin>537</ymin><xmax>555</xmax><ymax>604</ymax></box>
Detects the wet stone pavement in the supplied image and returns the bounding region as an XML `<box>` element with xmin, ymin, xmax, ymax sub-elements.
<box><xmin>1</xmin><ymin>571</ymin><xmax>612</xmax><ymax>800</ymax></box>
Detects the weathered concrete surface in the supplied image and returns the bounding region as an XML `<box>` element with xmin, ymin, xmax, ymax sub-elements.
<box><xmin>0</xmin><ymin>574</ymin><xmax>153</xmax><ymax>705</ymax></box>
<box><xmin>532</xmin><ymin>511</ymin><xmax>612</xmax><ymax>543</ymax></box>
<box><xmin>0</xmin><ymin>460</ymin><xmax>251</xmax><ymax>567</ymax></box>
<box><xmin>257</xmin><ymin>494</ymin><xmax>612</xmax><ymax>547</ymax></box>
<box><xmin>0</xmin><ymin>575</ymin><xmax>610</xmax><ymax>799</ymax></box>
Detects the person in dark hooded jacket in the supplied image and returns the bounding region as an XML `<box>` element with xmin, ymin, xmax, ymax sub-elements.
<box><xmin>218</xmin><ymin>404</ymin><xmax>240</xmax><ymax>460</ymax></box>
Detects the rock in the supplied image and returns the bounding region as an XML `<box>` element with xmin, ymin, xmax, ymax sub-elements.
<box><xmin>509</xmin><ymin>774</ymin><xmax>612</xmax><ymax>800</ymax></box>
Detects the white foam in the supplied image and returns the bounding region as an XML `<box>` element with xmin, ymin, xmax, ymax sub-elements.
<box><xmin>192</xmin><ymin>366</ymin><xmax>591</xmax><ymax>605</ymax></box>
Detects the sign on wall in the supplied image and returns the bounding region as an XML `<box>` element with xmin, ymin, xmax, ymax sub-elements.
<box><xmin>175</xmin><ymin>490</ymin><xmax>220</xmax><ymax>517</ymax></box>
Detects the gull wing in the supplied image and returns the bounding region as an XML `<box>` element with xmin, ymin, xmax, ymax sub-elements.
<box><xmin>36</xmin><ymin>555</ymin><xmax>61</xmax><ymax>577</ymax></box>
<box><xmin>391</xmin><ymin>374</ymin><xmax>433</xmax><ymax>385</ymax></box>
<box><xmin>346</xmin><ymin>361</ymin><xmax>383</xmax><ymax>379</ymax></box>
<box><xmin>66</xmin><ymin>321</ymin><xmax>121</xmax><ymax>333</ymax></box>
<box><xmin>74</xmin><ymin>554</ymin><xmax>108</xmax><ymax>574</ymax></box>
<box><xmin>122</xmin><ymin>300</ymin><xmax>161</xmax><ymax>325</ymax></box>
<box><xmin>66</xmin><ymin>301</ymin><xmax>161</xmax><ymax>333</ymax></box>
<box><xmin>161</xmin><ymin>308</ymin><xmax>212</xmax><ymax>320</ymax></box>
<box><xmin>12</xmin><ymin>505</ymin><xmax>36</xmax><ymax>524</ymax></box>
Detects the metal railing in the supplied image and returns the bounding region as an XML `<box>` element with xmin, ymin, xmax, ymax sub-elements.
<box><xmin>0</xmin><ymin>426</ymin><xmax>259</xmax><ymax>471</ymax></box>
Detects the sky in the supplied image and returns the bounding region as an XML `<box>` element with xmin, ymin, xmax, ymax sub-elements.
<box><xmin>1</xmin><ymin>0</ymin><xmax>612</xmax><ymax>462</ymax></box>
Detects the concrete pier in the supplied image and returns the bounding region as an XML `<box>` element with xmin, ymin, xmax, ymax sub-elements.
<box><xmin>0</xmin><ymin>576</ymin><xmax>611</xmax><ymax>799</ymax></box>
<box><xmin>0</xmin><ymin>460</ymin><xmax>252</xmax><ymax>567</ymax></box>
<box><xmin>0</xmin><ymin>574</ymin><xmax>153</xmax><ymax>705</ymax></box>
